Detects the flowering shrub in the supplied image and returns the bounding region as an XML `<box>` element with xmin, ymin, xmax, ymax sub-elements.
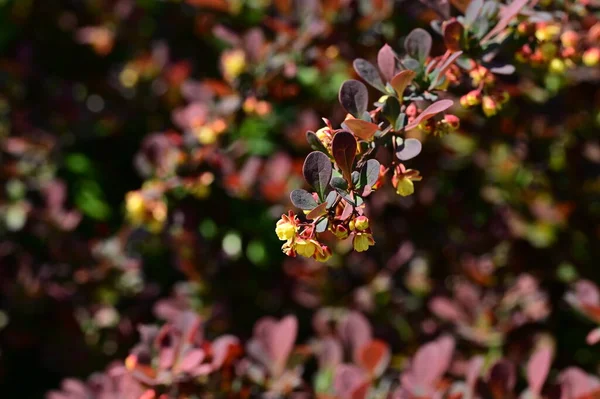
<box><xmin>1</xmin><ymin>0</ymin><xmax>600</xmax><ymax>397</ymax></box>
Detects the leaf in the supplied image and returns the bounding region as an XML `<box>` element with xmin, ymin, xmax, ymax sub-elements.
<box><xmin>360</xmin><ymin>159</ymin><xmax>380</xmax><ymax>188</ymax></box>
<box><xmin>306</xmin><ymin>131</ymin><xmax>329</xmax><ymax>154</ymax></box>
<box><xmin>356</xmin><ymin>340</ymin><xmax>391</xmax><ymax>378</ymax></box>
<box><xmin>481</xmin><ymin>0</ymin><xmax>529</xmax><ymax>44</ymax></box>
<box><xmin>405</xmin><ymin>99</ymin><xmax>453</xmax><ymax>131</ymax></box>
<box><xmin>344</xmin><ymin>119</ymin><xmax>378</xmax><ymax>141</ymax></box>
<box><xmin>429</xmin><ymin>51</ymin><xmax>463</xmax><ymax>89</ymax></box>
<box><xmin>330</xmin><ymin>176</ymin><xmax>348</xmax><ymax>190</ymax></box>
<box><xmin>464</xmin><ymin>0</ymin><xmax>484</xmax><ymax>26</ymax></box>
<box><xmin>307</xmin><ymin>202</ymin><xmax>328</xmax><ymax>220</ymax></box>
<box><xmin>396</xmin><ymin>138</ymin><xmax>423</xmax><ymax>161</ymax></box>
<box><xmin>527</xmin><ymin>347</ymin><xmax>552</xmax><ymax>395</ymax></box>
<box><xmin>339</xmin><ymin>80</ymin><xmax>369</xmax><ymax>117</ymax></box>
<box><xmin>315</xmin><ymin>217</ymin><xmax>329</xmax><ymax>233</ymax></box>
<box><xmin>353</xmin><ymin>59</ymin><xmax>386</xmax><ymax>92</ymax></box>
<box><xmin>489</xmin><ymin>64</ymin><xmax>515</xmax><ymax>74</ymax></box>
<box><xmin>377</xmin><ymin>44</ymin><xmax>397</xmax><ymax>82</ymax></box>
<box><xmin>332</xmin><ymin>132</ymin><xmax>357</xmax><ymax>184</ymax></box>
<box><xmin>404</xmin><ymin>28</ymin><xmax>432</xmax><ymax>63</ymax></box>
<box><xmin>390</xmin><ymin>70</ymin><xmax>416</xmax><ymax>100</ymax></box>
<box><xmin>303</xmin><ymin>151</ymin><xmax>333</xmax><ymax>201</ymax></box>
<box><xmin>290</xmin><ymin>189</ymin><xmax>318</xmax><ymax>210</ymax></box>
<box><xmin>325</xmin><ymin>191</ymin><xmax>338</xmax><ymax>209</ymax></box>
<box><xmin>443</xmin><ymin>20</ymin><xmax>464</xmax><ymax>51</ymax></box>
<box><xmin>382</xmin><ymin>96</ymin><xmax>401</xmax><ymax>126</ymax></box>
<box><xmin>488</xmin><ymin>360</ymin><xmax>516</xmax><ymax>398</ymax></box>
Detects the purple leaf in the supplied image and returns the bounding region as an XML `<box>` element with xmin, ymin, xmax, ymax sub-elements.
<box><xmin>290</xmin><ymin>189</ymin><xmax>318</xmax><ymax>210</ymax></box>
<box><xmin>303</xmin><ymin>151</ymin><xmax>333</xmax><ymax>201</ymax></box>
<box><xmin>464</xmin><ymin>0</ymin><xmax>484</xmax><ymax>26</ymax></box>
<box><xmin>353</xmin><ymin>59</ymin><xmax>386</xmax><ymax>92</ymax></box>
<box><xmin>405</xmin><ymin>99</ymin><xmax>453</xmax><ymax>131</ymax></box>
<box><xmin>332</xmin><ymin>132</ymin><xmax>357</xmax><ymax>183</ymax></box>
<box><xmin>377</xmin><ymin>44</ymin><xmax>398</xmax><ymax>82</ymax></box>
<box><xmin>395</xmin><ymin>138</ymin><xmax>422</xmax><ymax>161</ymax></box>
<box><xmin>339</xmin><ymin>80</ymin><xmax>369</xmax><ymax>117</ymax></box>
<box><xmin>487</xmin><ymin>359</ymin><xmax>516</xmax><ymax>398</ymax></box>
<box><xmin>405</xmin><ymin>28</ymin><xmax>432</xmax><ymax>62</ymax></box>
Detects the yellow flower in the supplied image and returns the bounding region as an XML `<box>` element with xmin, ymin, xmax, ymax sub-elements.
<box><xmin>482</xmin><ymin>96</ymin><xmax>498</xmax><ymax>117</ymax></box>
<box><xmin>314</xmin><ymin>245</ymin><xmax>332</xmax><ymax>262</ymax></box>
<box><xmin>126</xmin><ymin>191</ymin><xmax>145</xmax><ymax>223</ymax></box>
<box><xmin>549</xmin><ymin>58</ymin><xmax>566</xmax><ymax>75</ymax></box>
<box><xmin>195</xmin><ymin>126</ymin><xmax>217</xmax><ymax>145</ymax></box>
<box><xmin>395</xmin><ymin>177</ymin><xmax>414</xmax><ymax>197</ymax></box>
<box><xmin>353</xmin><ymin>232</ymin><xmax>374</xmax><ymax>252</ymax></box>
<box><xmin>221</xmin><ymin>49</ymin><xmax>246</xmax><ymax>82</ymax></box>
<box><xmin>296</xmin><ymin>239</ymin><xmax>317</xmax><ymax>258</ymax></box>
<box><xmin>583</xmin><ymin>48</ymin><xmax>600</xmax><ymax>67</ymax></box>
<box><xmin>276</xmin><ymin>219</ymin><xmax>296</xmax><ymax>241</ymax></box>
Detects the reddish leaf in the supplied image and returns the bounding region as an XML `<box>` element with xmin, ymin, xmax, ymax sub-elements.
<box><xmin>344</xmin><ymin>119</ymin><xmax>378</xmax><ymax>141</ymax></box>
<box><xmin>527</xmin><ymin>347</ymin><xmax>552</xmax><ymax>395</ymax></box>
<box><xmin>405</xmin><ymin>99</ymin><xmax>453</xmax><ymax>131</ymax></box>
<box><xmin>481</xmin><ymin>0</ymin><xmax>530</xmax><ymax>44</ymax></box>
<box><xmin>443</xmin><ymin>20</ymin><xmax>464</xmax><ymax>51</ymax></box>
<box><xmin>339</xmin><ymin>80</ymin><xmax>369</xmax><ymax>117</ymax></box>
<box><xmin>333</xmin><ymin>364</ymin><xmax>369</xmax><ymax>399</ymax></box>
<box><xmin>488</xmin><ymin>359</ymin><xmax>515</xmax><ymax>399</ymax></box>
<box><xmin>356</xmin><ymin>339</ymin><xmax>391</xmax><ymax>378</ymax></box>
<box><xmin>390</xmin><ymin>70</ymin><xmax>416</xmax><ymax>100</ymax></box>
<box><xmin>377</xmin><ymin>44</ymin><xmax>397</xmax><ymax>82</ymax></box>
<box><xmin>250</xmin><ymin>315</ymin><xmax>298</xmax><ymax>376</ymax></box>
<box><xmin>332</xmin><ymin>132</ymin><xmax>357</xmax><ymax>183</ymax></box>
<box><xmin>307</xmin><ymin>202</ymin><xmax>328</xmax><ymax>220</ymax></box>
<box><xmin>587</xmin><ymin>327</ymin><xmax>600</xmax><ymax>345</ymax></box>
<box><xmin>429</xmin><ymin>51</ymin><xmax>463</xmax><ymax>89</ymax></box>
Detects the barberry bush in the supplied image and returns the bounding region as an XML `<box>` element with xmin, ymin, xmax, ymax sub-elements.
<box><xmin>1</xmin><ymin>0</ymin><xmax>600</xmax><ymax>398</ymax></box>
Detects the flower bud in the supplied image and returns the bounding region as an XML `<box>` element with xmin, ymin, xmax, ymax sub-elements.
<box><xmin>561</xmin><ymin>30</ymin><xmax>579</xmax><ymax>48</ymax></box>
<box><xmin>314</xmin><ymin>245</ymin><xmax>332</xmax><ymax>262</ymax></box>
<box><xmin>221</xmin><ymin>49</ymin><xmax>246</xmax><ymax>82</ymax></box>
<box><xmin>482</xmin><ymin>96</ymin><xmax>498</xmax><ymax>117</ymax></box>
<box><xmin>583</xmin><ymin>48</ymin><xmax>600</xmax><ymax>67</ymax></box>
<box><xmin>331</xmin><ymin>224</ymin><xmax>349</xmax><ymax>239</ymax></box>
<box><xmin>354</xmin><ymin>216</ymin><xmax>369</xmax><ymax>231</ymax></box>
<box><xmin>549</xmin><ymin>58</ymin><xmax>566</xmax><ymax>75</ymax></box>
<box><xmin>443</xmin><ymin>114</ymin><xmax>460</xmax><ymax>131</ymax></box>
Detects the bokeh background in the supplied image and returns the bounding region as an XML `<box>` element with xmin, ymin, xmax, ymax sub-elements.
<box><xmin>1</xmin><ymin>0</ymin><xmax>600</xmax><ymax>398</ymax></box>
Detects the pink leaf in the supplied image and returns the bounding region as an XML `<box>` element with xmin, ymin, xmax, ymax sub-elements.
<box><xmin>527</xmin><ymin>347</ymin><xmax>552</xmax><ymax>395</ymax></box>
<box><xmin>481</xmin><ymin>0</ymin><xmax>530</xmax><ymax>44</ymax></box>
<box><xmin>252</xmin><ymin>315</ymin><xmax>298</xmax><ymax>376</ymax></box>
<box><xmin>178</xmin><ymin>349</ymin><xmax>206</xmax><ymax>373</ymax></box>
<box><xmin>338</xmin><ymin>311</ymin><xmax>373</xmax><ymax>355</ymax></box>
<box><xmin>333</xmin><ymin>364</ymin><xmax>369</xmax><ymax>399</ymax></box>
<box><xmin>405</xmin><ymin>100</ymin><xmax>453</xmax><ymax>131</ymax></box>
<box><xmin>587</xmin><ymin>327</ymin><xmax>600</xmax><ymax>345</ymax></box>
<box><xmin>377</xmin><ymin>44</ymin><xmax>397</xmax><ymax>82</ymax></box>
